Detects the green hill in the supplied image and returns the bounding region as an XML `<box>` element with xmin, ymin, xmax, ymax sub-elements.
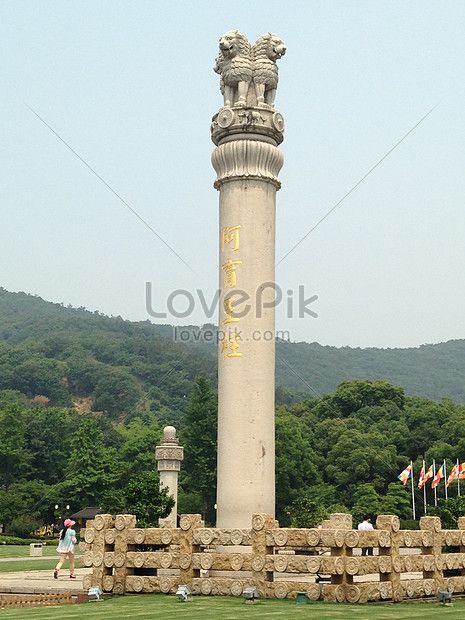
<box><xmin>0</xmin><ymin>287</ymin><xmax>464</xmax><ymax>423</ymax></box>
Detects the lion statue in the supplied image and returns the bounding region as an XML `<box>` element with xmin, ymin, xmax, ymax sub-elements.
<box><xmin>214</xmin><ymin>30</ymin><xmax>253</xmax><ymax>108</ymax></box>
<box><xmin>252</xmin><ymin>33</ymin><xmax>286</xmax><ymax>108</ymax></box>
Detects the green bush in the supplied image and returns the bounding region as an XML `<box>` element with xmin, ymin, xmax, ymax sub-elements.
<box><xmin>8</xmin><ymin>516</ymin><xmax>42</xmax><ymax>538</ymax></box>
<box><xmin>0</xmin><ymin>534</ymin><xmax>55</xmax><ymax>545</ymax></box>
<box><xmin>400</xmin><ymin>519</ymin><xmax>419</xmax><ymax>530</ymax></box>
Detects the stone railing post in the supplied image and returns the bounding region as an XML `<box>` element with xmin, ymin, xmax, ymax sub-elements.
<box><xmin>376</xmin><ymin>515</ymin><xmax>401</xmax><ymax>602</ymax></box>
<box><xmin>420</xmin><ymin>515</ymin><xmax>444</xmax><ymax>595</ymax></box>
<box><xmin>251</xmin><ymin>513</ymin><xmax>275</xmax><ymax>597</ymax></box>
<box><xmin>178</xmin><ymin>514</ymin><xmax>203</xmax><ymax>588</ymax></box>
<box><xmin>459</xmin><ymin>517</ymin><xmax>465</xmax><ymax>579</ymax></box>
<box><xmin>82</xmin><ymin>514</ymin><xmax>114</xmax><ymax>591</ymax></box>
<box><xmin>112</xmin><ymin>514</ymin><xmax>137</xmax><ymax>595</ymax></box>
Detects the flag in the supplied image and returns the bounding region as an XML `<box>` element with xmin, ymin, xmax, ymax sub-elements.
<box><xmin>418</xmin><ymin>464</ymin><xmax>425</xmax><ymax>488</ymax></box>
<box><xmin>431</xmin><ymin>463</ymin><xmax>445</xmax><ymax>489</ymax></box>
<box><xmin>398</xmin><ymin>463</ymin><xmax>412</xmax><ymax>486</ymax></box>
<box><xmin>459</xmin><ymin>463</ymin><xmax>465</xmax><ymax>479</ymax></box>
<box><xmin>419</xmin><ymin>464</ymin><xmax>433</xmax><ymax>489</ymax></box>
<box><xmin>446</xmin><ymin>464</ymin><xmax>458</xmax><ymax>487</ymax></box>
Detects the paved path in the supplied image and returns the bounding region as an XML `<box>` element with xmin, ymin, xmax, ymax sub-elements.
<box><xmin>0</xmin><ymin>567</ymin><xmax>91</xmax><ymax>594</ymax></box>
<box><xmin>0</xmin><ymin>554</ymin><xmax>82</xmax><ymax>562</ymax></box>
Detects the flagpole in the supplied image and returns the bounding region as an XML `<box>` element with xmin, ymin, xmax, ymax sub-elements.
<box><xmin>444</xmin><ymin>459</ymin><xmax>448</xmax><ymax>500</ymax></box>
<box><xmin>457</xmin><ymin>459</ymin><xmax>460</xmax><ymax>497</ymax></box>
<box><xmin>433</xmin><ymin>459</ymin><xmax>437</xmax><ymax>507</ymax></box>
<box><xmin>410</xmin><ymin>461</ymin><xmax>416</xmax><ymax>520</ymax></box>
<box><xmin>423</xmin><ymin>459</ymin><xmax>427</xmax><ymax>515</ymax></box>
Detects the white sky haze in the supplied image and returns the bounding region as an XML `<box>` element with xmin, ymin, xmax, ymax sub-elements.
<box><xmin>1</xmin><ymin>1</ymin><xmax>464</xmax><ymax>348</ymax></box>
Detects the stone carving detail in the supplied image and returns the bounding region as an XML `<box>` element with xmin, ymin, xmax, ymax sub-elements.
<box><xmin>217</xmin><ymin>107</ymin><xmax>235</xmax><ymax>128</ymax></box>
<box><xmin>272</xmin><ymin>111</ymin><xmax>284</xmax><ymax>132</ymax></box>
<box><xmin>251</xmin><ymin>514</ymin><xmax>266</xmax><ymax>531</ymax></box>
<box><xmin>230</xmin><ymin>529</ymin><xmax>243</xmax><ymax>545</ymax></box>
<box><xmin>214</xmin><ymin>31</ymin><xmax>253</xmax><ymax>108</ymax></box>
<box><xmin>179</xmin><ymin>515</ymin><xmax>193</xmax><ymax>531</ymax></box>
<box><xmin>274</xmin><ymin>583</ymin><xmax>288</xmax><ymax>599</ymax></box>
<box><xmin>238</xmin><ymin>109</ymin><xmax>265</xmax><ymax>127</ymax></box>
<box><xmin>160</xmin><ymin>529</ymin><xmax>172</xmax><ymax>545</ymax></box>
<box><xmin>133</xmin><ymin>529</ymin><xmax>145</xmax><ymax>544</ymax></box>
<box><xmin>104</xmin><ymin>529</ymin><xmax>115</xmax><ymax>545</ymax></box>
<box><xmin>211</xmin><ymin>105</ymin><xmax>284</xmax><ymax>146</ymax></box>
<box><xmin>212</xmin><ymin>139</ymin><xmax>284</xmax><ymax>189</ymax></box>
<box><xmin>214</xmin><ymin>31</ymin><xmax>285</xmax><ymax>109</ymax></box>
<box><xmin>155</xmin><ymin>446</ymin><xmax>184</xmax><ymax>461</ymax></box>
<box><xmin>252</xmin><ymin>33</ymin><xmax>286</xmax><ymax>108</ymax></box>
<box><xmin>156</xmin><ymin>459</ymin><xmax>181</xmax><ymax>472</ymax></box>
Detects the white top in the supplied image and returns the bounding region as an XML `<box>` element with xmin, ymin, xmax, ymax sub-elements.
<box><xmin>358</xmin><ymin>520</ymin><xmax>374</xmax><ymax>531</ymax></box>
<box><xmin>56</xmin><ymin>528</ymin><xmax>77</xmax><ymax>553</ymax></box>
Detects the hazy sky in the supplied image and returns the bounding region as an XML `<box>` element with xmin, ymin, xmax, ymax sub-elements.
<box><xmin>1</xmin><ymin>1</ymin><xmax>464</xmax><ymax>348</ymax></box>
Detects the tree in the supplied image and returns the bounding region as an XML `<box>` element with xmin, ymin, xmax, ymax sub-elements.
<box><xmin>11</xmin><ymin>357</ymin><xmax>71</xmax><ymax>405</ymax></box>
<box><xmin>0</xmin><ymin>479</ymin><xmax>53</xmax><ymax>532</ymax></box>
<box><xmin>115</xmin><ymin>416</ymin><xmax>161</xmax><ymax>478</ymax></box>
<box><xmin>285</xmin><ymin>492</ymin><xmax>328</xmax><ymax>528</ymax></box>
<box><xmin>0</xmin><ymin>405</ymin><xmax>31</xmax><ymax>489</ymax></box>
<box><xmin>430</xmin><ymin>497</ymin><xmax>465</xmax><ymax>529</ymax></box>
<box><xmin>0</xmin><ymin>389</ymin><xmax>28</xmax><ymax>408</ymax></box>
<box><xmin>351</xmin><ymin>484</ymin><xmax>381</xmax><ymax>524</ymax></box>
<box><xmin>92</xmin><ymin>368</ymin><xmax>144</xmax><ymax>418</ymax></box>
<box><xmin>275</xmin><ymin>408</ymin><xmax>321</xmax><ymax>524</ymax></box>
<box><xmin>325</xmin><ymin>429</ymin><xmax>397</xmax><ymax>505</ymax></box>
<box><xmin>63</xmin><ymin>415</ymin><xmax>120</xmax><ymax>508</ymax></box>
<box><xmin>378</xmin><ymin>483</ymin><xmax>412</xmax><ymax>520</ymax></box>
<box><xmin>181</xmin><ymin>377</ymin><xmax>217</xmax><ymax>524</ymax></box>
<box><xmin>24</xmin><ymin>407</ymin><xmax>74</xmax><ymax>485</ymax></box>
<box><xmin>124</xmin><ymin>471</ymin><xmax>174</xmax><ymax>527</ymax></box>
<box><xmin>330</xmin><ymin>380</ymin><xmax>405</xmax><ymax>417</ymax></box>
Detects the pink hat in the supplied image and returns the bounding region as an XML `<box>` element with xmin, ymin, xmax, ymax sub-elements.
<box><xmin>64</xmin><ymin>519</ymin><xmax>76</xmax><ymax>527</ymax></box>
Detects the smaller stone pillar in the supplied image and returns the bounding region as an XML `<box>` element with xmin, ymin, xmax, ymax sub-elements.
<box><xmin>155</xmin><ymin>426</ymin><xmax>184</xmax><ymax>527</ymax></box>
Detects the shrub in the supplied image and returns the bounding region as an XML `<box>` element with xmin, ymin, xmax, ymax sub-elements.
<box><xmin>0</xmin><ymin>535</ymin><xmax>52</xmax><ymax>545</ymax></box>
<box><xmin>8</xmin><ymin>516</ymin><xmax>42</xmax><ymax>538</ymax></box>
<box><xmin>400</xmin><ymin>519</ymin><xmax>420</xmax><ymax>530</ymax></box>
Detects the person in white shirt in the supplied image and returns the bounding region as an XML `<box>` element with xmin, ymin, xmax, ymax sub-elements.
<box><xmin>357</xmin><ymin>516</ymin><xmax>374</xmax><ymax>556</ymax></box>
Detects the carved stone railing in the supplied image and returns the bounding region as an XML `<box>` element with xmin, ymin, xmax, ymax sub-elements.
<box><xmin>81</xmin><ymin>513</ymin><xmax>465</xmax><ymax>603</ymax></box>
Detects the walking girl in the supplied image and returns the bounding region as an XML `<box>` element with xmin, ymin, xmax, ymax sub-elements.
<box><xmin>54</xmin><ymin>518</ymin><xmax>77</xmax><ymax>579</ymax></box>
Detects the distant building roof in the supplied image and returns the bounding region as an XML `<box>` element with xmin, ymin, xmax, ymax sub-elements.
<box><xmin>69</xmin><ymin>507</ymin><xmax>103</xmax><ymax>520</ymax></box>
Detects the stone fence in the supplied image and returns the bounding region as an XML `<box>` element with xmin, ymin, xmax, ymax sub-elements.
<box><xmin>81</xmin><ymin>512</ymin><xmax>465</xmax><ymax>603</ymax></box>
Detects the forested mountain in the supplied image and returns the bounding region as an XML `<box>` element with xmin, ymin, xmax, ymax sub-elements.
<box><xmin>0</xmin><ymin>287</ymin><xmax>464</xmax><ymax>422</ymax></box>
<box><xmin>1</xmin><ymin>287</ymin><xmax>464</xmax><ymax>531</ymax></box>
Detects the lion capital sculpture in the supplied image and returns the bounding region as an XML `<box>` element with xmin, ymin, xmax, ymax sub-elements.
<box><xmin>214</xmin><ymin>30</ymin><xmax>253</xmax><ymax>108</ymax></box>
<box><xmin>252</xmin><ymin>33</ymin><xmax>286</xmax><ymax>108</ymax></box>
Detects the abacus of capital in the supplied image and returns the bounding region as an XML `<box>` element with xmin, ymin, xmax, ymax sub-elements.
<box><xmin>211</xmin><ymin>31</ymin><xmax>286</xmax><ymax>528</ymax></box>
<box><xmin>155</xmin><ymin>426</ymin><xmax>184</xmax><ymax>527</ymax></box>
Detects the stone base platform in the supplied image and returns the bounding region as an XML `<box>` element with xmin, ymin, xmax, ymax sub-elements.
<box><xmin>0</xmin><ymin>567</ymin><xmax>91</xmax><ymax>595</ymax></box>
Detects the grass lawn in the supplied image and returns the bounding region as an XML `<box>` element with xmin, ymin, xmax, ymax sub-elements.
<box><xmin>0</xmin><ymin>594</ymin><xmax>464</xmax><ymax>619</ymax></box>
<box><xmin>0</xmin><ymin>558</ymin><xmax>58</xmax><ymax>572</ymax></box>
<box><xmin>0</xmin><ymin>545</ymin><xmax>58</xmax><ymax>558</ymax></box>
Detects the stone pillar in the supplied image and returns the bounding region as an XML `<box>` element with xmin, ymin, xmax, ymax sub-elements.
<box><xmin>155</xmin><ymin>426</ymin><xmax>184</xmax><ymax>527</ymax></box>
<box><xmin>211</xmin><ymin>32</ymin><xmax>286</xmax><ymax>528</ymax></box>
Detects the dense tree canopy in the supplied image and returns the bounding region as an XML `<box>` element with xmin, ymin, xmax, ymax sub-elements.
<box><xmin>1</xmin><ymin>289</ymin><xmax>465</xmax><ymax>533</ymax></box>
<box><xmin>1</xmin><ymin>375</ymin><xmax>465</xmax><ymax>533</ymax></box>
<box><xmin>1</xmin><ymin>288</ymin><xmax>465</xmax><ymax>424</ymax></box>
<box><xmin>180</xmin><ymin>377</ymin><xmax>217</xmax><ymax>524</ymax></box>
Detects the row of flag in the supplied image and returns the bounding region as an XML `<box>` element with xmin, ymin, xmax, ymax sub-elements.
<box><xmin>397</xmin><ymin>459</ymin><xmax>463</xmax><ymax>519</ymax></box>
<box><xmin>398</xmin><ymin>459</ymin><xmax>465</xmax><ymax>490</ymax></box>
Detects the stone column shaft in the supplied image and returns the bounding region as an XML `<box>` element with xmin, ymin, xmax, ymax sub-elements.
<box><xmin>212</xmin><ymin>108</ymin><xmax>284</xmax><ymax>528</ymax></box>
<box><xmin>155</xmin><ymin>426</ymin><xmax>184</xmax><ymax>527</ymax></box>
